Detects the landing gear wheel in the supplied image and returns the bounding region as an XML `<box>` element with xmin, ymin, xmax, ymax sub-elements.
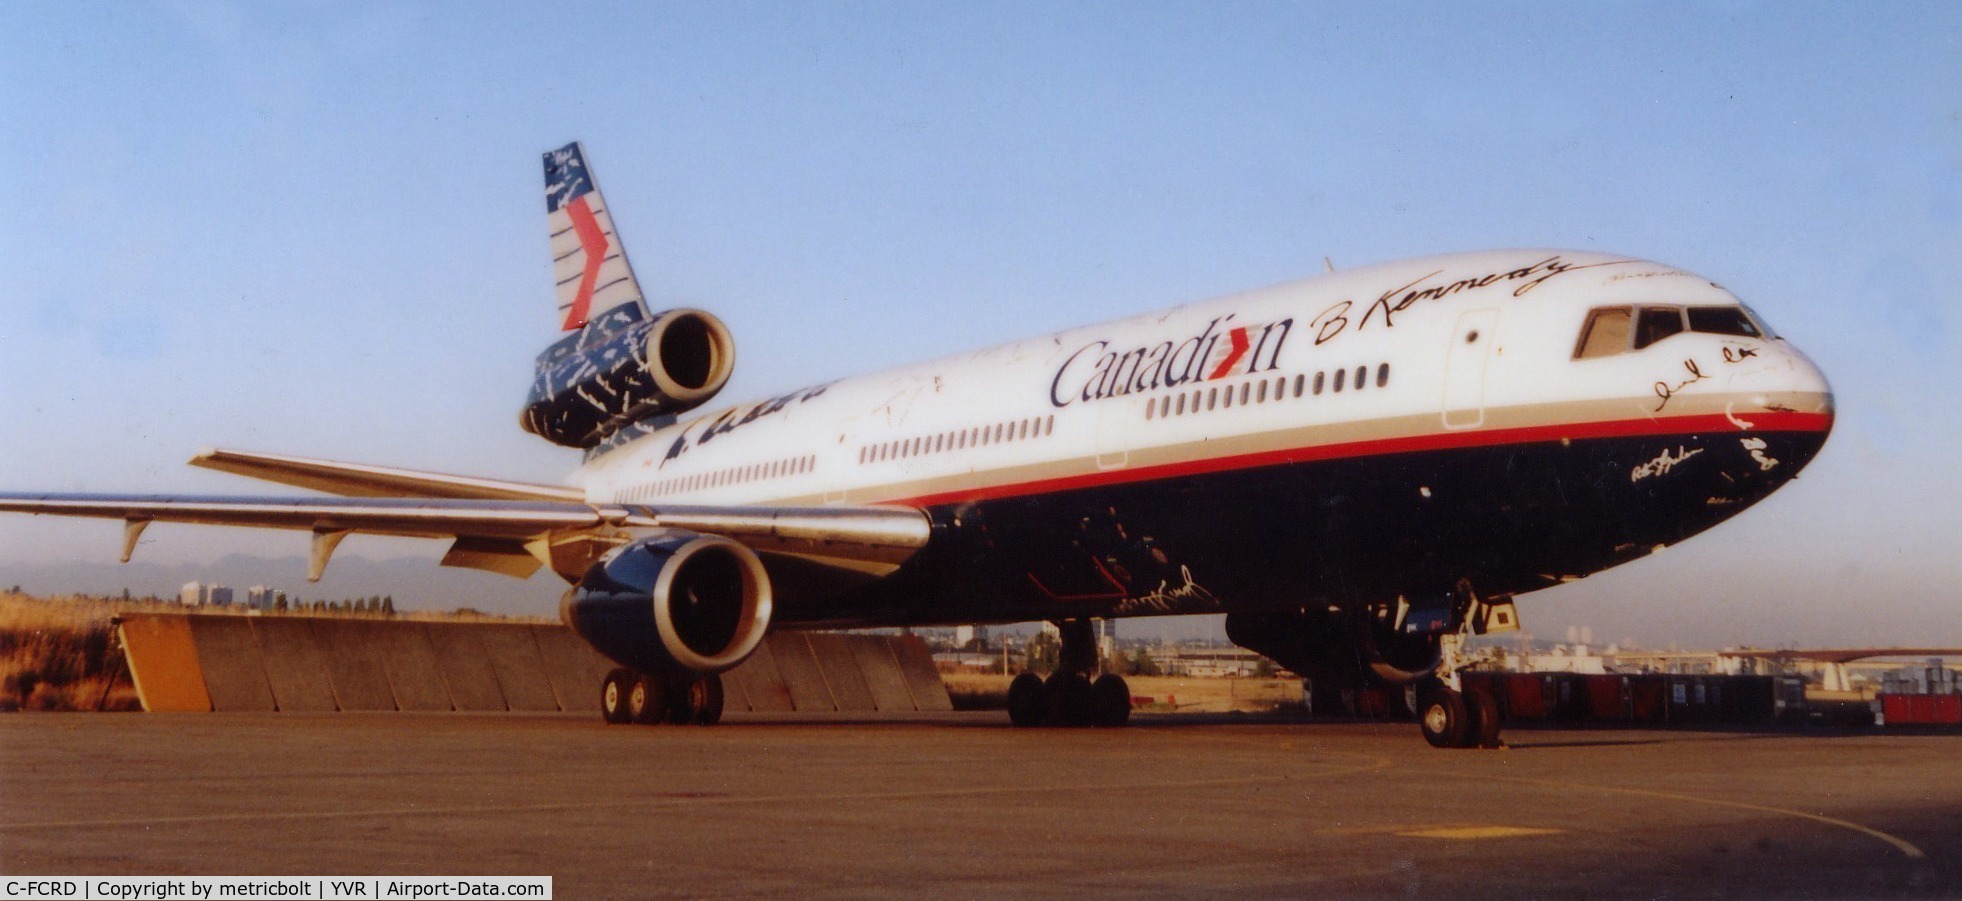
<box><xmin>627</xmin><ymin>673</ymin><xmax>667</xmax><ymax>725</ymax></box>
<box><xmin>600</xmin><ymin>668</ymin><xmax>635</xmax><ymax>725</ymax></box>
<box><xmin>1091</xmin><ymin>674</ymin><xmax>1131</xmax><ymax>728</ymax></box>
<box><xmin>1045</xmin><ymin>672</ymin><xmax>1094</xmax><ymax>727</ymax></box>
<box><xmin>1007</xmin><ymin>672</ymin><xmax>1047</xmax><ymax>727</ymax></box>
<box><xmin>1418</xmin><ymin>684</ymin><xmax>1471</xmax><ymax>749</ymax></box>
<box><xmin>1466</xmin><ymin>688</ymin><xmax>1503</xmax><ymax>749</ymax></box>
<box><xmin>667</xmin><ymin>673</ymin><xmax>725</xmax><ymax>726</ymax></box>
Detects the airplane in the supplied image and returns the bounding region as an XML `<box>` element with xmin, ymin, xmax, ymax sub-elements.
<box><xmin>0</xmin><ymin>142</ymin><xmax>1834</xmax><ymax>748</ymax></box>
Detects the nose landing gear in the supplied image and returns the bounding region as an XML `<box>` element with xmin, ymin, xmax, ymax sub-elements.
<box><xmin>1415</xmin><ymin>591</ymin><xmax>1513</xmax><ymax>749</ymax></box>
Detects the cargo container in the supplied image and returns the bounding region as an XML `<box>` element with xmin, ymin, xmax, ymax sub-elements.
<box><xmin>1582</xmin><ymin>674</ymin><xmax>1629</xmax><ymax>721</ymax></box>
<box><xmin>1627</xmin><ymin>674</ymin><xmax>1669</xmax><ymax>724</ymax></box>
<box><xmin>1879</xmin><ymin>693</ymin><xmax>1962</xmax><ymax>725</ymax></box>
<box><xmin>1504</xmin><ymin>672</ymin><xmax>1547</xmax><ymax>720</ymax></box>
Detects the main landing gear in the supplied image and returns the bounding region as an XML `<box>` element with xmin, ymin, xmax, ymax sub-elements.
<box><xmin>601</xmin><ymin>667</ymin><xmax>725</xmax><ymax>726</ymax></box>
<box><xmin>1007</xmin><ymin>619</ymin><xmax>1132</xmax><ymax>728</ymax></box>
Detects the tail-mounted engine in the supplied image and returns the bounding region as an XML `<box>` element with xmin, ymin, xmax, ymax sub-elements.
<box><xmin>561</xmin><ymin>531</ymin><xmax>773</xmax><ymax>674</ymax></box>
<box><xmin>521</xmin><ymin>306</ymin><xmax>736</xmax><ymax>448</ymax></box>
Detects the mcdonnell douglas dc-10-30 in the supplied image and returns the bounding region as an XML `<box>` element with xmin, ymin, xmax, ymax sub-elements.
<box><xmin>0</xmin><ymin>143</ymin><xmax>1834</xmax><ymax>747</ymax></box>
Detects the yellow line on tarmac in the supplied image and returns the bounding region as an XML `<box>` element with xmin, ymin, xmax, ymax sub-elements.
<box><xmin>1319</xmin><ymin>821</ymin><xmax>1564</xmax><ymax>839</ymax></box>
<box><xmin>1492</xmin><ymin>776</ymin><xmax>1926</xmax><ymax>860</ymax></box>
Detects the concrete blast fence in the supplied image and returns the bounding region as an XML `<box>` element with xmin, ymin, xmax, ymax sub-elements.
<box><xmin>117</xmin><ymin>613</ymin><xmax>951</xmax><ymax>715</ymax></box>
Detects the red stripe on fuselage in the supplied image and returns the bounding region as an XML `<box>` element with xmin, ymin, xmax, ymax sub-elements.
<box><xmin>562</xmin><ymin>196</ymin><xmax>609</xmax><ymax>330</ymax></box>
<box><xmin>887</xmin><ymin>411</ymin><xmax>1834</xmax><ymax>509</ymax></box>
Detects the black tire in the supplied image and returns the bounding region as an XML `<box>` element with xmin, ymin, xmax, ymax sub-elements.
<box><xmin>1046</xmin><ymin>672</ymin><xmax>1094</xmax><ymax>727</ymax></box>
<box><xmin>1418</xmin><ymin>684</ymin><xmax>1471</xmax><ymax>749</ymax></box>
<box><xmin>668</xmin><ymin>673</ymin><xmax>725</xmax><ymax>726</ymax></box>
<box><xmin>601</xmin><ymin>668</ymin><xmax>635</xmax><ymax>725</ymax></box>
<box><xmin>1091</xmin><ymin>673</ymin><xmax>1131</xmax><ymax>728</ymax></box>
<box><xmin>1007</xmin><ymin>671</ymin><xmax>1047</xmax><ymax>727</ymax></box>
<box><xmin>1467</xmin><ymin>687</ymin><xmax>1503</xmax><ymax>749</ymax></box>
<box><xmin>628</xmin><ymin>673</ymin><xmax>666</xmax><ymax>725</ymax></box>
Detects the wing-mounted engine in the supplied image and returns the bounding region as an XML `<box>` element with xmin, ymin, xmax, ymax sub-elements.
<box><xmin>520</xmin><ymin>306</ymin><xmax>736</xmax><ymax>448</ymax></box>
<box><xmin>561</xmin><ymin>531</ymin><xmax>773</xmax><ymax>674</ymax></box>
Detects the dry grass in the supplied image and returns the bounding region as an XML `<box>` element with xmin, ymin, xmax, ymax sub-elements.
<box><xmin>944</xmin><ymin>671</ymin><xmax>1303</xmax><ymax>714</ymax></box>
<box><xmin>0</xmin><ymin>592</ymin><xmax>554</xmax><ymax>712</ymax></box>
<box><xmin>0</xmin><ymin>592</ymin><xmax>142</xmax><ymax>711</ymax></box>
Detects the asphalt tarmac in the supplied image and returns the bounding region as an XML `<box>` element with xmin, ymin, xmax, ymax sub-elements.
<box><xmin>2</xmin><ymin>712</ymin><xmax>1958</xmax><ymax>899</ymax></box>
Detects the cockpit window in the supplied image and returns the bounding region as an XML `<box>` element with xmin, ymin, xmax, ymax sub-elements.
<box><xmin>1634</xmin><ymin>307</ymin><xmax>1685</xmax><ymax>349</ymax></box>
<box><xmin>1575</xmin><ymin>303</ymin><xmax>1769</xmax><ymax>359</ymax></box>
<box><xmin>1575</xmin><ymin>307</ymin><xmax>1633</xmax><ymax>359</ymax></box>
<box><xmin>1686</xmin><ymin>306</ymin><xmax>1761</xmax><ymax>338</ymax></box>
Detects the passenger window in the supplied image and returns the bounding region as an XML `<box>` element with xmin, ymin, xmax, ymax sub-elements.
<box><xmin>1687</xmin><ymin>306</ymin><xmax>1761</xmax><ymax>338</ymax></box>
<box><xmin>1334</xmin><ymin>368</ymin><xmax>1346</xmax><ymax>392</ymax></box>
<box><xmin>1634</xmin><ymin>307</ymin><xmax>1685</xmax><ymax>350</ymax></box>
<box><xmin>1376</xmin><ymin>363</ymin><xmax>1389</xmax><ymax>388</ymax></box>
<box><xmin>1313</xmin><ymin>372</ymin><xmax>1325</xmax><ymax>395</ymax></box>
<box><xmin>1575</xmin><ymin>307</ymin><xmax>1633</xmax><ymax>358</ymax></box>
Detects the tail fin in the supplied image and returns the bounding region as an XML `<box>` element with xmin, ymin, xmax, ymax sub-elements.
<box><xmin>544</xmin><ymin>141</ymin><xmax>648</xmax><ymax>332</ymax></box>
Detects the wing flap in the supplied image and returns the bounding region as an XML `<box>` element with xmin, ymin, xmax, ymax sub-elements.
<box><xmin>190</xmin><ymin>448</ymin><xmax>585</xmax><ymax>501</ymax></box>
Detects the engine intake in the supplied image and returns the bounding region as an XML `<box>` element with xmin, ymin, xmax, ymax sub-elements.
<box><xmin>562</xmin><ymin>532</ymin><xmax>773</xmax><ymax>674</ymax></box>
<box><xmin>521</xmin><ymin>307</ymin><xmax>736</xmax><ymax>448</ymax></box>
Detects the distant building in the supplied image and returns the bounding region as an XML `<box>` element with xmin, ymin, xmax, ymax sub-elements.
<box><xmin>178</xmin><ymin>582</ymin><xmax>233</xmax><ymax>606</ymax></box>
<box><xmin>246</xmin><ymin>586</ymin><xmax>276</xmax><ymax>610</ymax></box>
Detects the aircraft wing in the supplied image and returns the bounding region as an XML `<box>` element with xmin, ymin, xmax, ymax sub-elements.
<box><xmin>188</xmin><ymin>448</ymin><xmax>587</xmax><ymax>501</ymax></box>
<box><xmin>0</xmin><ymin>493</ymin><xmax>930</xmax><ymax>582</ymax></box>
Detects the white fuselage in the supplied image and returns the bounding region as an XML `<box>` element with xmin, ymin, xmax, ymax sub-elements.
<box><xmin>576</xmin><ymin>249</ymin><xmax>1831</xmax><ymax>516</ymax></box>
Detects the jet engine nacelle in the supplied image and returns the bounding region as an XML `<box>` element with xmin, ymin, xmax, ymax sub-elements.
<box><xmin>561</xmin><ymin>531</ymin><xmax>773</xmax><ymax>674</ymax></box>
<box><xmin>521</xmin><ymin>307</ymin><xmax>736</xmax><ymax>448</ymax></box>
<box><xmin>1225</xmin><ymin>603</ymin><xmax>1445</xmax><ymax>688</ymax></box>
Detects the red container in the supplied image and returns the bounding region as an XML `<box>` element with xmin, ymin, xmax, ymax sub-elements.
<box><xmin>1881</xmin><ymin>694</ymin><xmax>1922</xmax><ymax>725</ymax></box>
<box><xmin>1628</xmin><ymin>675</ymin><xmax>1668</xmax><ymax>724</ymax></box>
<box><xmin>1934</xmin><ymin>694</ymin><xmax>1962</xmax><ymax>725</ymax></box>
<box><xmin>1583</xmin><ymin>674</ymin><xmax>1627</xmax><ymax>721</ymax></box>
<box><xmin>1506</xmin><ymin>673</ymin><xmax>1547</xmax><ymax>720</ymax></box>
<box><xmin>1355</xmin><ymin>686</ymin><xmax>1393</xmax><ymax>719</ymax></box>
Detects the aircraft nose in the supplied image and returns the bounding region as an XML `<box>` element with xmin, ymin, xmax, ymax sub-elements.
<box><xmin>1728</xmin><ymin>338</ymin><xmax>1834</xmax><ymax>422</ymax></box>
<box><xmin>1781</xmin><ymin>342</ymin><xmax>1835</xmax><ymax>418</ymax></box>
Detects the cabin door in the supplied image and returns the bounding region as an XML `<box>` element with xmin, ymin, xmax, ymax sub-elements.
<box><xmin>1442</xmin><ymin>308</ymin><xmax>1500</xmax><ymax>430</ymax></box>
<box><xmin>1094</xmin><ymin>396</ymin><xmax>1132</xmax><ymax>470</ymax></box>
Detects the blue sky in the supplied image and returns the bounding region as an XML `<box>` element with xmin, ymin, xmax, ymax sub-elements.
<box><xmin>2</xmin><ymin>2</ymin><xmax>1957</xmax><ymax>646</ymax></box>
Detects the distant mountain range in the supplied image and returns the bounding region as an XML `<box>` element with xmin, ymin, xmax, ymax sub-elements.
<box><xmin>0</xmin><ymin>553</ymin><xmax>564</xmax><ymax>616</ymax></box>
